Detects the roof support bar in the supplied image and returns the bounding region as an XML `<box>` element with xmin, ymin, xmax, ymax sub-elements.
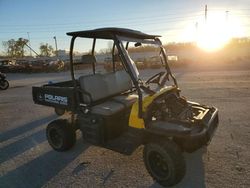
<box><xmin>112</xmin><ymin>42</ymin><xmax>116</xmax><ymax>72</ymax></box>
<box><xmin>70</xmin><ymin>36</ymin><xmax>76</xmax><ymax>83</ymax></box>
<box><xmin>91</xmin><ymin>38</ymin><xmax>96</xmax><ymax>74</ymax></box>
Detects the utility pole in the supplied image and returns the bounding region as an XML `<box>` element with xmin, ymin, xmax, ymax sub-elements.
<box><xmin>53</xmin><ymin>36</ymin><xmax>58</xmax><ymax>58</ymax></box>
<box><xmin>27</xmin><ymin>32</ymin><xmax>32</xmax><ymax>56</ymax></box>
<box><xmin>24</xmin><ymin>42</ymin><xmax>39</xmax><ymax>57</ymax></box>
<box><xmin>195</xmin><ymin>22</ymin><xmax>199</xmax><ymax>43</ymax></box>
<box><xmin>195</xmin><ymin>22</ymin><xmax>198</xmax><ymax>32</ymax></box>
<box><xmin>205</xmin><ymin>5</ymin><xmax>207</xmax><ymax>23</ymax></box>
<box><xmin>225</xmin><ymin>10</ymin><xmax>229</xmax><ymax>22</ymax></box>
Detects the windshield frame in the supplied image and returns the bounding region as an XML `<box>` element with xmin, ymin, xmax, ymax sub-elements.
<box><xmin>116</xmin><ymin>35</ymin><xmax>178</xmax><ymax>87</ymax></box>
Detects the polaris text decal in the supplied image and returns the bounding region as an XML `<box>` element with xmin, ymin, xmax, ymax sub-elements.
<box><xmin>44</xmin><ymin>94</ymin><xmax>68</xmax><ymax>105</ymax></box>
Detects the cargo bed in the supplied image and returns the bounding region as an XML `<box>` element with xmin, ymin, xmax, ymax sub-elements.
<box><xmin>32</xmin><ymin>80</ymin><xmax>76</xmax><ymax>111</ymax></box>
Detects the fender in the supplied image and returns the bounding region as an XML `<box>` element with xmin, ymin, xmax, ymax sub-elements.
<box><xmin>129</xmin><ymin>86</ymin><xmax>178</xmax><ymax>129</ymax></box>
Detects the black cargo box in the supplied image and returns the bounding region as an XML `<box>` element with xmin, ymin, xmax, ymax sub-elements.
<box><xmin>32</xmin><ymin>81</ymin><xmax>76</xmax><ymax>110</ymax></box>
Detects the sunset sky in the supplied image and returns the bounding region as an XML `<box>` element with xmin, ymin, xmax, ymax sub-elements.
<box><xmin>0</xmin><ymin>0</ymin><xmax>249</xmax><ymax>54</ymax></box>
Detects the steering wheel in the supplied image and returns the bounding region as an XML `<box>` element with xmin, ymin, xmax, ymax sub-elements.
<box><xmin>145</xmin><ymin>72</ymin><xmax>165</xmax><ymax>85</ymax></box>
<box><xmin>139</xmin><ymin>72</ymin><xmax>170</xmax><ymax>95</ymax></box>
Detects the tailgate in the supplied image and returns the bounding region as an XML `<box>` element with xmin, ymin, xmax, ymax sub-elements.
<box><xmin>32</xmin><ymin>86</ymin><xmax>76</xmax><ymax>110</ymax></box>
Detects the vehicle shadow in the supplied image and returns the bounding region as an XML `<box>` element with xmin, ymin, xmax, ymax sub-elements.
<box><xmin>0</xmin><ymin>129</ymin><xmax>47</xmax><ymax>163</ymax></box>
<box><xmin>0</xmin><ymin>114</ymin><xmax>57</xmax><ymax>143</ymax></box>
<box><xmin>0</xmin><ymin>114</ymin><xmax>58</xmax><ymax>164</ymax></box>
<box><xmin>0</xmin><ymin>113</ymin><xmax>89</xmax><ymax>188</ymax></box>
<box><xmin>149</xmin><ymin>147</ymin><xmax>206</xmax><ymax>188</ymax></box>
<box><xmin>0</xmin><ymin>139</ymin><xmax>89</xmax><ymax>188</ymax></box>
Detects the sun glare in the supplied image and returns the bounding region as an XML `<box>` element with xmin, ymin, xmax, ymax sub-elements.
<box><xmin>197</xmin><ymin>23</ymin><xmax>230</xmax><ymax>52</ymax></box>
<box><xmin>196</xmin><ymin>12</ymin><xmax>245</xmax><ymax>52</ymax></box>
<box><xmin>177</xmin><ymin>11</ymin><xmax>245</xmax><ymax>52</ymax></box>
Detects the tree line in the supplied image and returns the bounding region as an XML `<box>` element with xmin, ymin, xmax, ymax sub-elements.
<box><xmin>2</xmin><ymin>37</ymin><xmax>249</xmax><ymax>58</ymax></box>
<box><xmin>2</xmin><ymin>38</ymin><xmax>55</xmax><ymax>58</ymax></box>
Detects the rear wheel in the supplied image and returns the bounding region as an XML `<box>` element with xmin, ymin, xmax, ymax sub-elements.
<box><xmin>143</xmin><ymin>141</ymin><xmax>186</xmax><ymax>187</ymax></box>
<box><xmin>46</xmin><ymin>119</ymin><xmax>76</xmax><ymax>151</ymax></box>
<box><xmin>0</xmin><ymin>80</ymin><xmax>9</xmax><ymax>90</ymax></box>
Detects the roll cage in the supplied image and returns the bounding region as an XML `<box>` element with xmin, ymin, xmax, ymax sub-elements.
<box><xmin>67</xmin><ymin>28</ymin><xmax>178</xmax><ymax>117</ymax></box>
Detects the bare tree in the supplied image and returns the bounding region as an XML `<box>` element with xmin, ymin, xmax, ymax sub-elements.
<box><xmin>15</xmin><ymin>38</ymin><xmax>29</xmax><ymax>57</ymax></box>
<box><xmin>2</xmin><ymin>38</ymin><xmax>28</xmax><ymax>57</ymax></box>
<box><xmin>2</xmin><ymin>39</ymin><xmax>16</xmax><ymax>57</ymax></box>
<box><xmin>39</xmin><ymin>43</ymin><xmax>54</xmax><ymax>57</ymax></box>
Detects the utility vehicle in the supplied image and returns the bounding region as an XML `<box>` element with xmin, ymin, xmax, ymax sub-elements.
<box><xmin>32</xmin><ymin>28</ymin><xmax>218</xmax><ymax>187</ymax></box>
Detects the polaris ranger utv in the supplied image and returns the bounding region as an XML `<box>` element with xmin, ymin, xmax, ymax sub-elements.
<box><xmin>32</xmin><ymin>28</ymin><xmax>218</xmax><ymax>187</ymax></box>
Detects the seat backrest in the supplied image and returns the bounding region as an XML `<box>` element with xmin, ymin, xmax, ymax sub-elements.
<box><xmin>79</xmin><ymin>70</ymin><xmax>132</xmax><ymax>103</ymax></box>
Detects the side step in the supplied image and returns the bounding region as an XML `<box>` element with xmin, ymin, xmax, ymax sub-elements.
<box><xmin>104</xmin><ymin>128</ymin><xmax>143</xmax><ymax>155</ymax></box>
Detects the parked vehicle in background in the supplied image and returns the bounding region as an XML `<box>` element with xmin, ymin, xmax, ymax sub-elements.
<box><xmin>46</xmin><ymin>60</ymin><xmax>65</xmax><ymax>72</ymax></box>
<box><xmin>147</xmin><ymin>56</ymin><xmax>162</xmax><ymax>69</ymax></box>
<box><xmin>0</xmin><ymin>58</ymin><xmax>66</xmax><ymax>73</ymax></box>
<box><xmin>25</xmin><ymin>60</ymin><xmax>47</xmax><ymax>73</ymax></box>
<box><xmin>0</xmin><ymin>72</ymin><xmax>9</xmax><ymax>90</ymax></box>
<box><xmin>0</xmin><ymin>59</ymin><xmax>16</xmax><ymax>72</ymax></box>
<box><xmin>104</xmin><ymin>54</ymin><xmax>123</xmax><ymax>71</ymax></box>
<box><xmin>15</xmin><ymin>59</ymin><xmax>30</xmax><ymax>72</ymax></box>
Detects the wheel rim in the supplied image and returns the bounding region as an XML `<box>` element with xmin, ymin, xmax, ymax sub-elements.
<box><xmin>148</xmin><ymin>151</ymin><xmax>170</xmax><ymax>179</ymax></box>
<box><xmin>49</xmin><ymin>128</ymin><xmax>63</xmax><ymax>148</ymax></box>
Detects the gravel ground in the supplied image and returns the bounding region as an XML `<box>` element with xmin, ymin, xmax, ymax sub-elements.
<box><xmin>0</xmin><ymin>68</ymin><xmax>250</xmax><ymax>188</ymax></box>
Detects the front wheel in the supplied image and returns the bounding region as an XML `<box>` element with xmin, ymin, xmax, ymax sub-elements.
<box><xmin>143</xmin><ymin>141</ymin><xmax>186</xmax><ymax>187</ymax></box>
<box><xmin>46</xmin><ymin>119</ymin><xmax>76</xmax><ymax>151</ymax></box>
<box><xmin>0</xmin><ymin>80</ymin><xmax>9</xmax><ymax>90</ymax></box>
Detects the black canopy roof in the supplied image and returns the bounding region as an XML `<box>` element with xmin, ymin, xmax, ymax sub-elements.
<box><xmin>66</xmin><ymin>27</ymin><xmax>161</xmax><ymax>40</ymax></box>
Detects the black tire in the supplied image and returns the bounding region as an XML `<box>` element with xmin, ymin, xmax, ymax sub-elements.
<box><xmin>143</xmin><ymin>141</ymin><xmax>186</xmax><ymax>187</ymax></box>
<box><xmin>46</xmin><ymin>119</ymin><xmax>76</xmax><ymax>151</ymax></box>
<box><xmin>0</xmin><ymin>80</ymin><xmax>9</xmax><ymax>90</ymax></box>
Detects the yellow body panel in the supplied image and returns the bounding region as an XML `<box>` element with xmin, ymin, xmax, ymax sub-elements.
<box><xmin>129</xmin><ymin>86</ymin><xmax>177</xmax><ymax>129</ymax></box>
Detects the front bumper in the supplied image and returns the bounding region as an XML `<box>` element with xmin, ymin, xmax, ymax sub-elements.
<box><xmin>146</xmin><ymin>104</ymin><xmax>219</xmax><ymax>152</ymax></box>
<box><xmin>180</xmin><ymin>107</ymin><xmax>219</xmax><ymax>151</ymax></box>
<box><xmin>191</xmin><ymin>107</ymin><xmax>218</xmax><ymax>141</ymax></box>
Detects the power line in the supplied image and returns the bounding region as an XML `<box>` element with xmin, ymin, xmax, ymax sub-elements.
<box><xmin>0</xmin><ymin>15</ymin><xmax>204</xmax><ymax>34</ymax></box>
<box><xmin>2</xmin><ymin>12</ymin><xmax>249</xmax><ymax>34</ymax></box>
<box><xmin>1</xmin><ymin>7</ymin><xmax>249</xmax><ymax>28</ymax></box>
<box><xmin>1</xmin><ymin>11</ymin><xmax>203</xmax><ymax>27</ymax></box>
<box><xmin>0</xmin><ymin>10</ymin><xmax>203</xmax><ymax>27</ymax></box>
<box><xmin>1</xmin><ymin>10</ymin><xmax>249</xmax><ymax>33</ymax></box>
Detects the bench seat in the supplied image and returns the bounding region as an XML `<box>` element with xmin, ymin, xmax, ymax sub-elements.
<box><xmin>113</xmin><ymin>94</ymin><xmax>138</xmax><ymax>107</ymax></box>
<box><xmin>91</xmin><ymin>100</ymin><xmax>125</xmax><ymax>116</ymax></box>
<box><xmin>79</xmin><ymin>70</ymin><xmax>137</xmax><ymax>116</ymax></box>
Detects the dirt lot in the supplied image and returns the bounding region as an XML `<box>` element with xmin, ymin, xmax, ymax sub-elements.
<box><xmin>0</xmin><ymin>67</ymin><xmax>250</xmax><ymax>187</ymax></box>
